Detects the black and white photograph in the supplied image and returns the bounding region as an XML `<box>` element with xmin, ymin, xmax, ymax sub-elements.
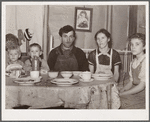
<box><xmin>2</xmin><ymin>1</ymin><xmax>149</xmax><ymax>121</ymax></box>
<box><xmin>75</xmin><ymin>7</ymin><xmax>93</xmax><ymax>32</ymax></box>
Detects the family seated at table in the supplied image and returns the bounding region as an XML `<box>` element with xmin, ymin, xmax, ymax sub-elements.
<box><xmin>5</xmin><ymin>25</ymin><xmax>146</xmax><ymax>109</ymax></box>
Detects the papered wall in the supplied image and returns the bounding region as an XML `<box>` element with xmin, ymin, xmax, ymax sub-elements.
<box><xmin>49</xmin><ymin>5</ymin><xmax>129</xmax><ymax>50</ymax></box>
<box><xmin>48</xmin><ymin>5</ymin><xmax>108</xmax><ymax>49</ymax></box>
<box><xmin>6</xmin><ymin>5</ymin><xmax>44</xmax><ymax>53</ymax></box>
<box><xmin>6</xmin><ymin>5</ymin><xmax>145</xmax><ymax>54</ymax></box>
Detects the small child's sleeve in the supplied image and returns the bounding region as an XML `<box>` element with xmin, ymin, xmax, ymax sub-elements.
<box><xmin>18</xmin><ymin>60</ymin><xmax>26</xmax><ymax>74</ymax></box>
<box><xmin>18</xmin><ymin>60</ymin><xmax>25</xmax><ymax>68</ymax></box>
<box><xmin>24</xmin><ymin>59</ymin><xmax>32</xmax><ymax>72</ymax></box>
<box><xmin>41</xmin><ymin>59</ymin><xmax>50</xmax><ymax>71</ymax></box>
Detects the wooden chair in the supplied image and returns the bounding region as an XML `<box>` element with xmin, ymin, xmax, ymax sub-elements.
<box><xmin>118</xmin><ymin>41</ymin><xmax>133</xmax><ymax>86</ymax></box>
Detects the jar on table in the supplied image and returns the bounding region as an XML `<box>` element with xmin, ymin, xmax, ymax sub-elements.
<box><xmin>32</xmin><ymin>56</ymin><xmax>40</xmax><ymax>71</ymax></box>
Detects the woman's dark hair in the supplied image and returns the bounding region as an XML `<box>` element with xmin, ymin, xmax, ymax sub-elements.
<box><xmin>94</xmin><ymin>28</ymin><xmax>112</xmax><ymax>48</ymax></box>
<box><xmin>6</xmin><ymin>33</ymin><xmax>19</xmax><ymax>51</ymax></box>
<box><xmin>128</xmin><ymin>33</ymin><xmax>145</xmax><ymax>46</ymax></box>
<box><xmin>59</xmin><ymin>25</ymin><xmax>76</xmax><ymax>38</ymax></box>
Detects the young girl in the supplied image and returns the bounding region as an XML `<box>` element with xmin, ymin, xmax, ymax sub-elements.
<box><xmin>119</xmin><ymin>33</ymin><xmax>146</xmax><ymax>109</ymax></box>
<box><xmin>6</xmin><ymin>33</ymin><xmax>20</xmax><ymax>65</ymax></box>
<box><xmin>24</xmin><ymin>43</ymin><xmax>49</xmax><ymax>73</ymax></box>
<box><xmin>88</xmin><ymin>29</ymin><xmax>121</xmax><ymax>82</ymax></box>
<box><xmin>6</xmin><ymin>46</ymin><xmax>25</xmax><ymax>77</ymax></box>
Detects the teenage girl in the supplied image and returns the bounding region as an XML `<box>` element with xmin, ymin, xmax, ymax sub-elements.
<box><xmin>119</xmin><ymin>33</ymin><xmax>146</xmax><ymax>109</ymax></box>
<box><xmin>88</xmin><ymin>28</ymin><xmax>121</xmax><ymax>82</ymax></box>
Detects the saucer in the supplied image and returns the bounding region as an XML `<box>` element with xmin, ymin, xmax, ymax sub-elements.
<box><xmin>93</xmin><ymin>76</ymin><xmax>111</xmax><ymax>80</ymax></box>
<box><xmin>14</xmin><ymin>80</ymin><xmax>40</xmax><ymax>85</ymax></box>
<box><xmin>79</xmin><ymin>78</ymin><xmax>94</xmax><ymax>82</ymax></box>
<box><xmin>15</xmin><ymin>76</ymin><xmax>42</xmax><ymax>81</ymax></box>
<box><xmin>14</xmin><ymin>76</ymin><xmax>42</xmax><ymax>85</ymax></box>
<box><xmin>51</xmin><ymin>78</ymin><xmax>78</xmax><ymax>86</ymax></box>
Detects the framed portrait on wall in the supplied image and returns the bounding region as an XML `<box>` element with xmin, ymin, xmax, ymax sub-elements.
<box><xmin>74</xmin><ymin>7</ymin><xmax>93</xmax><ymax>32</ymax></box>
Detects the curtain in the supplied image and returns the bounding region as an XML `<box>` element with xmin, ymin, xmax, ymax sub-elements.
<box><xmin>128</xmin><ymin>5</ymin><xmax>137</xmax><ymax>37</ymax></box>
<box><xmin>106</xmin><ymin>5</ymin><xmax>113</xmax><ymax>33</ymax></box>
<box><xmin>6</xmin><ymin>5</ymin><xmax>44</xmax><ymax>55</ymax></box>
<box><xmin>42</xmin><ymin>5</ymin><xmax>50</xmax><ymax>60</ymax></box>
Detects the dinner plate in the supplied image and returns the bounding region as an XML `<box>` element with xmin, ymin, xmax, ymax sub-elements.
<box><xmin>99</xmin><ymin>73</ymin><xmax>113</xmax><ymax>77</ymax></box>
<box><xmin>93</xmin><ymin>76</ymin><xmax>111</xmax><ymax>80</ymax></box>
<box><xmin>92</xmin><ymin>73</ymin><xmax>112</xmax><ymax>77</ymax></box>
<box><xmin>79</xmin><ymin>78</ymin><xmax>94</xmax><ymax>82</ymax></box>
<box><xmin>51</xmin><ymin>78</ymin><xmax>78</xmax><ymax>86</ymax></box>
<box><xmin>13</xmin><ymin>76</ymin><xmax>42</xmax><ymax>85</ymax></box>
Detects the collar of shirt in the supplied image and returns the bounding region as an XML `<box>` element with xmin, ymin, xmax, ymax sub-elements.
<box><xmin>132</xmin><ymin>54</ymin><xmax>145</xmax><ymax>69</ymax></box>
<box><xmin>61</xmin><ymin>44</ymin><xmax>73</xmax><ymax>52</ymax></box>
<box><xmin>97</xmin><ymin>48</ymin><xmax>111</xmax><ymax>55</ymax></box>
<box><xmin>8</xmin><ymin>60</ymin><xmax>20</xmax><ymax>65</ymax></box>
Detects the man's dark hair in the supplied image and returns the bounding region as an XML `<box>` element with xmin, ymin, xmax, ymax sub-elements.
<box><xmin>59</xmin><ymin>25</ymin><xmax>76</xmax><ymax>37</ymax></box>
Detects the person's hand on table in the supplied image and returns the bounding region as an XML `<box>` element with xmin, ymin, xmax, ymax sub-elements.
<box><xmin>119</xmin><ymin>88</ymin><xmax>125</xmax><ymax>93</ymax></box>
<box><xmin>118</xmin><ymin>87</ymin><xmax>126</xmax><ymax>96</ymax></box>
<box><xmin>40</xmin><ymin>69</ymin><xmax>48</xmax><ymax>74</ymax></box>
<box><xmin>116</xmin><ymin>85</ymin><xmax>123</xmax><ymax>91</ymax></box>
<box><xmin>21</xmin><ymin>69</ymin><xmax>26</xmax><ymax>74</ymax></box>
<box><xmin>7</xmin><ymin>70</ymin><xmax>16</xmax><ymax>77</ymax></box>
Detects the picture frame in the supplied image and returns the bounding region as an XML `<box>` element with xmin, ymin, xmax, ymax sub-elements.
<box><xmin>74</xmin><ymin>7</ymin><xmax>93</xmax><ymax>32</ymax></box>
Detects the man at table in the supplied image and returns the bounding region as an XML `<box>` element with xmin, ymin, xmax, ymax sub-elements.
<box><xmin>47</xmin><ymin>25</ymin><xmax>89</xmax><ymax>71</ymax></box>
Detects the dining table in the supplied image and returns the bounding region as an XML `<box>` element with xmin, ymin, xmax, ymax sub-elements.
<box><xmin>5</xmin><ymin>73</ymin><xmax>121</xmax><ymax>109</ymax></box>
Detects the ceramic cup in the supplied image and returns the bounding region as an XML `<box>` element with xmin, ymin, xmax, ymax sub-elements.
<box><xmin>79</xmin><ymin>71</ymin><xmax>92</xmax><ymax>81</ymax></box>
<box><xmin>30</xmin><ymin>71</ymin><xmax>40</xmax><ymax>79</ymax></box>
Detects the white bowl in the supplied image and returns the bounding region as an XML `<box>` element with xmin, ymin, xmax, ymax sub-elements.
<box><xmin>72</xmin><ymin>71</ymin><xmax>82</xmax><ymax>76</ymax></box>
<box><xmin>48</xmin><ymin>71</ymin><xmax>59</xmax><ymax>78</ymax></box>
<box><xmin>61</xmin><ymin>71</ymin><xmax>72</xmax><ymax>79</ymax></box>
